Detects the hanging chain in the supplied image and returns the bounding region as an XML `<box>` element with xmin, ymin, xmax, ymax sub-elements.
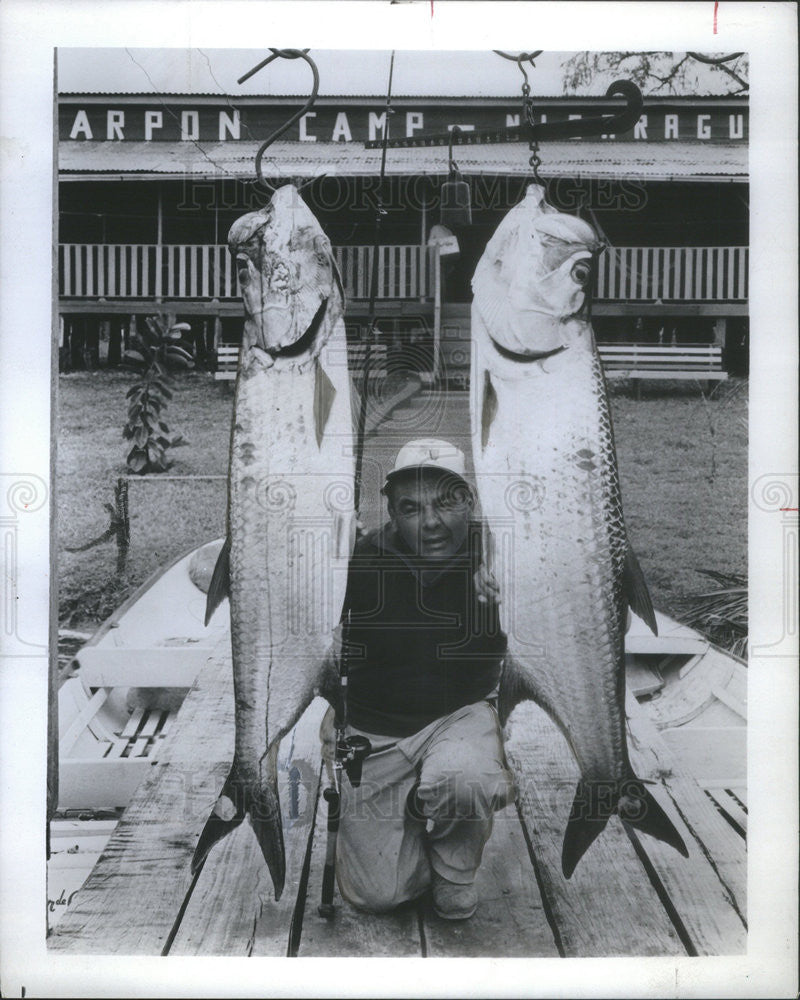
<box><xmin>497</xmin><ymin>51</ymin><xmax>544</xmax><ymax>186</ymax></box>
<box><xmin>521</xmin><ymin>77</ymin><xmax>542</xmax><ymax>185</ymax></box>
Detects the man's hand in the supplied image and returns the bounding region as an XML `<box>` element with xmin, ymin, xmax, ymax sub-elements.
<box><xmin>474</xmin><ymin>564</ymin><xmax>501</xmax><ymax>605</ymax></box>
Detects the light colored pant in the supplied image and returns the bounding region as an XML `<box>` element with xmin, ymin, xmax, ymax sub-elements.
<box><xmin>320</xmin><ymin>700</ymin><xmax>515</xmax><ymax>913</ymax></box>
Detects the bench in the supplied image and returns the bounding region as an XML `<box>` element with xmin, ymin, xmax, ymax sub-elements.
<box><xmin>50</xmin><ymin>639</ymin><xmax>746</xmax><ymax>958</ymax></box>
<box><xmin>214</xmin><ymin>343</ymin><xmax>389</xmax><ymax>381</ymax></box>
<box><xmin>214</xmin><ymin>344</ymin><xmax>240</xmax><ymax>381</ymax></box>
<box><xmin>598</xmin><ymin>343</ymin><xmax>728</xmax><ymax>396</ymax></box>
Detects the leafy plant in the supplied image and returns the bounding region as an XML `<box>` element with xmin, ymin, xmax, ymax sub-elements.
<box><xmin>121</xmin><ymin>316</ymin><xmax>194</xmax><ymax>474</ymax></box>
<box><xmin>680</xmin><ymin>569</ymin><xmax>748</xmax><ymax>658</ymax></box>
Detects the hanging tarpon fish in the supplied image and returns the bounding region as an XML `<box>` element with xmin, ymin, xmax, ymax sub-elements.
<box><xmin>193</xmin><ymin>184</ymin><xmax>353</xmax><ymax>899</ymax></box>
<box><xmin>471</xmin><ymin>184</ymin><xmax>688</xmax><ymax>878</ymax></box>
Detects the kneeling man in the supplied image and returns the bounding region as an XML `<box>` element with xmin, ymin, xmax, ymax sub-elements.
<box><xmin>324</xmin><ymin>438</ymin><xmax>514</xmax><ymax>920</ymax></box>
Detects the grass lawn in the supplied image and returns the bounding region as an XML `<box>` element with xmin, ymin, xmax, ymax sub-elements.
<box><xmin>57</xmin><ymin>371</ymin><xmax>748</xmax><ymax>641</ymax></box>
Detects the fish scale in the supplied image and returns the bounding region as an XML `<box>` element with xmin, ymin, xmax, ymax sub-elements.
<box><xmin>471</xmin><ymin>184</ymin><xmax>688</xmax><ymax>877</ymax></box>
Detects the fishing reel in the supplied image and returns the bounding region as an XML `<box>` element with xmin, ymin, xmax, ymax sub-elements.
<box><xmin>335</xmin><ymin>734</ymin><xmax>372</xmax><ymax>787</ymax></box>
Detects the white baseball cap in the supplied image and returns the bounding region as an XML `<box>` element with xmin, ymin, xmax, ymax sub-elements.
<box><xmin>383</xmin><ymin>438</ymin><xmax>468</xmax><ymax>492</ymax></box>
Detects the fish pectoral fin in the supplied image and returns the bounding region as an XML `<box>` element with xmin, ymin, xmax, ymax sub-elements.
<box><xmin>497</xmin><ymin>652</ymin><xmax>542</xmax><ymax>727</ymax></box>
<box><xmin>561</xmin><ymin>777</ymin><xmax>689</xmax><ymax>878</ymax></box>
<box><xmin>314</xmin><ymin>359</ymin><xmax>337</xmax><ymax>448</ymax></box>
<box><xmin>623</xmin><ymin>545</ymin><xmax>658</xmax><ymax>636</ymax></box>
<box><xmin>618</xmin><ymin>779</ymin><xmax>689</xmax><ymax>859</ymax></box>
<box><xmin>204</xmin><ymin>535</ymin><xmax>231</xmax><ymax>626</ymax></box>
<box><xmin>481</xmin><ymin>370</ymin><xmax>498</xmax><ymax>450</ymax></box>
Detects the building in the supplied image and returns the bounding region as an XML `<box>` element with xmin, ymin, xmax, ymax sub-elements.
<box><xmin>57</xmin><ymin>87</ymin><xmax>749</xmax><ymax>378</ymax></box>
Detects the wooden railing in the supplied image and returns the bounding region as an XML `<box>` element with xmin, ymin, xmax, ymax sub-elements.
<box><xmin>596</xmin><ymin>246</ymin><xmax>748</xmax><ymax>301</ymax></box>
<box><xmin>58</xmin><ymin>243</ymin><xmax>748</xmax><ymax>303</ymax></box>
<box><xmin>58</xmin><ymin>244</ymin><xmax>434</xmax><ymax>301</ymax></box>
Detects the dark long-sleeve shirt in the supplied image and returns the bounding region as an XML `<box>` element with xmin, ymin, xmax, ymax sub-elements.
<box><xmin>341</xmin><ymin>522</ymin><xmax>507</xmax><ymax>737</ymax></box>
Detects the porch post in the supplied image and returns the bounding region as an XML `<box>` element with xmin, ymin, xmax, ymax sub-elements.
<box><xmin>432</xmin><ymin>245</ymin><xmax>441</xmax><ymax>382</ymax></box>
<box><xmin>420</xmin><ymin>184</ymin><xmax>427</xmax><ymax>304</ymax></box>
<box><xmin>155</xmin><ymin>183</ymin><xmax>163</xmax><ymax>301</ymax></box>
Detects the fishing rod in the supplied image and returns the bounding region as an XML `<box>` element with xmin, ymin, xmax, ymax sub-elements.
<box><xmin>318</xmin><ymin>50</ymin><xmax>396</xmax><ymax>920</ymax></box>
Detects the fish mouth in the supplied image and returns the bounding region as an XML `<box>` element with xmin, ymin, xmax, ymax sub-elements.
<box><xmin>246</xmin><ymin>296</ymin><xmax>329</xmax><ymax>363</ymax></box>
<box><xmin>269</xmin><ymin>297</ymin><xmax>328</xmax><ymax>359</ymax></box>
<box><xmin>488</xmin><ymin>336</ymin><xmax>567</xmax><ymax>365</ymax></box>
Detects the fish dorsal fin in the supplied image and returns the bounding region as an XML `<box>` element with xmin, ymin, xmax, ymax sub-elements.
<box><xmin>314</xmin><ymin>358</ymin><xmax>336</xmax><ymax>447</ymax></box>
<box><xmin>623</xmin><ymin>545</ymin><xmax>658</xmax><ymax>636</ymax></box>
<box><xmin>204</xmin><ymin>535</ymin><xmax>231</xmax><ymax>626</ymax></box>
<box><xmin>481</xmin><ymin>370</ymin><xmax>498</xmax><ymax>450</ymax></box>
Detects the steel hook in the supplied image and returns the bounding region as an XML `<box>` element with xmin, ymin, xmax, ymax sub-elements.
<box><xmin>237</xmin><ymin>48</ymin><xmax>320</xmax><ymax>192</ymax></box>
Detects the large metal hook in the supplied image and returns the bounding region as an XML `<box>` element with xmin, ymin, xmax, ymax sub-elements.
<box><xmin>237</xmin><ymin>48</ymin><xmax>320</xmax><ymax>191</ymax></box>
<box><xmin>364</xmin><ymin>80</ymin><xmax>644</xmax><ymax>151</ymax></box>
<box><xmin>530</xmin><ymin>80</ymin><xmax>644</xmax><ymax>141</ymax></box>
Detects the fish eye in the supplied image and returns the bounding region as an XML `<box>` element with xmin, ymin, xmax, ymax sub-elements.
<box><xmin>571</xmin><ymin>260</ymin><xmax>592</xmax><ymax>286</ymax></box>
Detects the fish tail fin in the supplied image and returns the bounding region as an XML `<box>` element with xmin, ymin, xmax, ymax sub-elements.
<box><xmin>561</xmin><ymin>777</ymin><xmax>688</xmax><ymax>878</ymax></box>
<box><xmin>561</xmin><ymin>780</ymin><xmax>614</xmax><ymax>878</ymax></box>
<box><xmin>191</xmin><ymin>752</ymin><xmax>286</xmax><ymax>900</ymax></box>
<box><xmin>204</xmin><ymin>536</ymin><xmax>231</xmax><ymax>626</ymax></box>
<box><xmin>618</xmin><ymin>778</ymin><xmax>689</xmax><ymax>859</ymax></box>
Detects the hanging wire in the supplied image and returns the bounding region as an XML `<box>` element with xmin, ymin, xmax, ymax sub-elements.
<box><xmin>353</xmin><ymin>49</ymin><xmax>396</xmax><ymax>518</ymax></box>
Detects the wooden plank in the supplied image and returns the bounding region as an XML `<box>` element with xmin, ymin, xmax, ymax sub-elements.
<box><xmin>702</xmin><ymin>787</ymin><xmax>747</xmax><ymax>834</ymax></box>
<box><xmin>737</xmin><ymin>247</ymin><xmax>746</xmax><ymax>299</ymax></box>
<box><xmin>422</xmin><ymin>804</ymin><xmax>560</xmax><ymax>957</ymax></box>
<box><xmin>504</xmin><ymin>702</ymin><xmax>684</xmax><ymax>957</ymax></box>
<box><xmin>627</xmin><ymin>659</ymin><xmax>665</xmax><ymax>698</ymax></box>
<box><xmin>626</xmin><ymin>634</ymin><xmax>708</xmax><ymax>656</ymax></box>
<box><xmin>167</xmin><ymin>699</ymin><xmax>328</xmax><ymax>957</ymax></box>
<box><xmin>599</xmin><ymin>346</ymin><xmax>722</xmax><ymax>355</ymax></box>
<box><xmin>64</xmin><ymin>244</ymin><xmax>72</xmax><ymax>296</ymax></box>
<box><xmin>596</xmin><ymin>247</ymin><xmax>608</xmax><ymax>298</ymax></box>
<box><xmin>76</xmin><ymin>646</ymin><xmax>209</xmax><ymax>688</ymax></box>
<box><xmin>626</xmin><ymin>372</ymin><xmax>728</xmax><ymax>381</ymax></box>
<box><xmin>120</xmin><ymin>706</ymin><xmax>145</xmax><ymax>739</ymax></box>
<box><xmin>59</xmin><ymin>689</ymin><xmax>109</xmax><ymax>756</ymax></box>
<box><xmin>129</xmin><ymin>737</ymin><xmax>151</xmax><ymax>758</ymax></box>
<box><xmin>152</xmin><ymin>244</ymin><xmax>162</xmax><ymax>298</ymax></box>
<box><xmin>75</xmin><ymin>245</ymin><xmax>84</xmax><ymax>296</ymax></box>
<box><xmin>296</xmin><ymin>786</ymin><xmax>424</xmax><ymax>957</ymax></box>
<box><xmin>201</xmin><ymin>246</ymin><xmax>209</xmax><ymax>297</ymax></box>
<box><xmin>638</xmin><ymin>247</ymin><xmax>653</xmax><ymax>299</ymax></box>
<box><xmin>50</xmin><ymin>642</ymin><xmax>235</xmax><ymax>954</ymax></box>
<box><xmin>625</xmin><ymin>694</ymin><xmax>747</xmax><ymax>953</ymax></box>
<box><xmin>659</xmin><ymin>726</ymin><xmax>746</xmax><ymax>782</ymax></box>
<box><xmin>710</xmin><ymin>684</ymin><xmax>747</xmax><ymax>721</ymax></box>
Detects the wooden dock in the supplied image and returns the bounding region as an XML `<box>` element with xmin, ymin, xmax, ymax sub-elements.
<box><xmin>49</xmin><ymin>640</ymin><xmax>746</xmax><ymax>957</ymax></box>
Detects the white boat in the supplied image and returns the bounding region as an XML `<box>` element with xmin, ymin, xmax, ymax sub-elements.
<box><xmin>50</xmin><ymin>538</ymin><xmax>228</xmax><ymax>926</ymax></box>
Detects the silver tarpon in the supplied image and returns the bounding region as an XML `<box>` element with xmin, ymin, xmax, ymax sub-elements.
<box><xmin>471</xmin><ymin>184</ymin><xmax>688</xmax><ymax>877</ymax></box>
<box><xmin>192</xmin><ymin>185</ymin><xmax>353</xmax><ymax>898</ymax></box>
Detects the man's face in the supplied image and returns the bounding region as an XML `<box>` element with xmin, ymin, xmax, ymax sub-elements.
<box><xmin>388</xmin><ymin>469</ymin><xmax>473</xmax><ymax>560</ymax></box>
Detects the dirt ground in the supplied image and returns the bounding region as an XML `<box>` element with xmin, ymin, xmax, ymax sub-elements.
<box><xmin>57</xmin><ymin>371</ymin><xmax>748</xmax><ymax>638</ymax></box>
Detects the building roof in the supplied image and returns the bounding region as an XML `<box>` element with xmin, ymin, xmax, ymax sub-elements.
<box><xmin>59</xmin><ymin>139</ymin><xmax>748</xmax><ymax>183</ymax></box>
